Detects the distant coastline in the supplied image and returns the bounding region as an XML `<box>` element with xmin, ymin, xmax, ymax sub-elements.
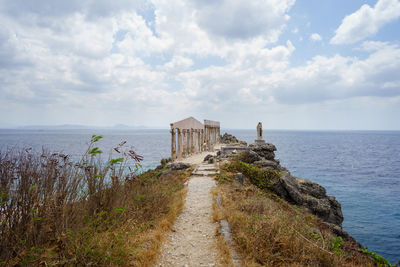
<box><xmin>2</xmin><ymin>124</ymin><xmax>400</xmax><ymax>132</ymax></box>
<box><xmin>0</xmin><ymin>124</ymin><xmax>168</xmax><ymax>130</ymax></box>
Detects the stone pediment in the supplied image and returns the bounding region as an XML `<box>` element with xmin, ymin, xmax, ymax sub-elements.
<box><xmin>171</xmin><ymin>116</ymin><xmax>204</xmax><ymax>130</ymax></box>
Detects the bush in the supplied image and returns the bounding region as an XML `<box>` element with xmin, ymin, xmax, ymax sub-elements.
<box><xmin>228</xmin><ymin>160</ymin><xmax>281</xmax><ymax>189</ymax></box>
<box><xmin>0</xmin><ymin>135</ymin><xmax>160</xmax><ymax>265</ymax></box>
<box><xmin>361</xmin><ymin>248</ymin><xmax>391</xmax><ymax>266</ymax></box>
<box><xmin>237</xmin><ymin>150</ymin><xmax>259</xmax><ymax>164</ymax></box>
<box><xmin>160</xmin><ymin>157</ymin><xmax>172</xmax><ymax>168</ymax></box>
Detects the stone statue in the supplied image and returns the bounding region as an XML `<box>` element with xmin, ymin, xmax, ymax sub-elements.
<box><xmin>255</xmin><ymin>122</ymin><xmax>265</xmax><ymax>144</ymax></box>
<box><xmin>257</xmin><ymin>122</ymin><xmax>263</xmax><ymax>140</ymax></box>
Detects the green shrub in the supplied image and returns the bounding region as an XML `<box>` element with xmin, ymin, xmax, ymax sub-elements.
<box><xmin>361</xmin><ymin>248</ymin><xmax>391</xmax><ymax>266</ymax></box>
<box><xmin>237</xmin><ymin>150</ymin><xmax>255</xmax><ymax>163</ymax></box>
<box><xmin>332</xmin><ymin>236</ymin><xmax>345</xmax><ymax>256</ymax></box>
<box><xmin>216</xmin><ymin>173</ymin><xmax>232</xmax><ymax>184</ymax></box>
<box><xmin>160</xmin><ymin>157</ymin><xmax>172</xmax><ymax>167</ymax></box>
<box><xmin>229</xmin><ymin>160</ymin><xmax>281</xmax><ymax>189</ymax></box>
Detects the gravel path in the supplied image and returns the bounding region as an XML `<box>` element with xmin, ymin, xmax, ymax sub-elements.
<box><xmin>157</xmin><ymin>159</ymin><xmax>219</xmax><ymax>267</ymax></box>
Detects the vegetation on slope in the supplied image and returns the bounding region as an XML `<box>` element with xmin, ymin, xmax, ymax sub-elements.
<box><xmin>0</xmin><ymin>135</ymin><xmax>189</xmax><ymax>266</ymax></box>
<box><xmin>214</xmin><ymin>159</ymin><xmax>386</xmax><ymax>266</ymax></box>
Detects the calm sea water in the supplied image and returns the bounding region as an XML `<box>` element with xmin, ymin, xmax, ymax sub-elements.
<box><xmin>0</xmin><ymin>129</ymin><xmax>399</xmax><ymax>263</ymax></box>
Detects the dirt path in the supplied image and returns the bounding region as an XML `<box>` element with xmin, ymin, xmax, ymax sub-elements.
<box><xmin>156</xmin><ymin>154</ymin><xmax>219</xmax><ymax>267</ymax></box>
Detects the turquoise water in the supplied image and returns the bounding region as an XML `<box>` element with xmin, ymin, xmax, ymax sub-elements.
<box><xmin>0</xmin><ymin>129</ymin><xmax>399</xmax><ymax>263</ymax></box>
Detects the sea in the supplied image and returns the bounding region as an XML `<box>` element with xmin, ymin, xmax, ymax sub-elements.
<box><xmin>0</xmin><ymin>128</ymin><xmax>399</xmax><ymax>263</ymax></box>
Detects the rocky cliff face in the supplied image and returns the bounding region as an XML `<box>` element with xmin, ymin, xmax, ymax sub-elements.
<box><xmin>243</xmin><ymin>141</ymin><xmax>352</xmax><ymax>239</ymax></box>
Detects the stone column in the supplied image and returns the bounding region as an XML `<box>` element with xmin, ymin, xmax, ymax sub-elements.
<box><xmin>185</xmin><ymin>129</ymin><xmax>189</xmax><ymax>156</ymax></box>
<box><xmin>209</xmin><ymin>126</ymin><xmax>212</xmax><ymax>151</ymax></box>
<box><xmin>200</xmin><ymin>129</ymin><xmax>204</xmax><ymax>151</ymax></box>
<box><xmin>170</xmin><ymin>125</ymin><xmax>176</xmax><ymax>160</ymax></box>
<box><xmin>211</xmin><ymin>127</ymin><xmax>214</xmax><ymax>150</ymax></box>
<box><xmin>193</xmin><ymin>130</ymin><xmax>197</xmax><ymax>153</ymax></box>
<box><xmin>217</xmin><ymin>127</ymin><xmax>220</xmax><ymax>143</ymax></box>
<box><xmin>214</xmin><ymin>127</ymin><xmax>216</xmax><ymax>144</ymax></box>
<box><xmin>177</xmin><ymin>129</ymin><xmax>182</xmax><ymax>159</ymax></box>
<box><xmin>197</xmin><ymin>130</ymin><xmax>201</xmax><ymax>152</ymax></box>
<box><xmin>203</xmin><ymin>129</ymin><xmax>205</xmax><ymax>151</ymax></box>
<box><xmin>190</xmin><ymin>128</ymin><xmax>194</xmax><ymax>153</ymax></box>
<box><xmin>182</xmin><ymin>130</ymin><xmax>187</xmax><ymax>156</ymax></box>
<box><xmin>213</xmin><ymin>127</ymin><xmax>216</xmax><ymax>145</ymax></box>
<box><xmin>210</xmin><ymin>127</ymin><xmax>214</xmax><ymax>149</ymax></box>
<box><xmin>205</xmin><ymin>126</ymin><xmax>208</xmax><ymax>151</ymax></box>
<box><xmin>203</xmin><ymin>126</ymin><xmax>207</xmax><ymax>151</ymax></box>
<box><xmin>186</xmin><ymin>129</ymin><xmax>190</xmax><ymax>156</ymax></box>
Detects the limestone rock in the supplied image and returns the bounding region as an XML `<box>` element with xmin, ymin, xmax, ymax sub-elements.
<box><xmin>220</xmin><ymin>133</ymin><xmax>247</xmax><ymax>145</ymax></box>
<box><xmin>281</xmin><ymin>173</ymin><xmax>305</xmax><ymax>204</ymax></box>
<box><xmin>254</xmin><ymin>159</ymin><xmax>279</xmax><ymax>169</ymax></box>
<box><xmin>203</xmin><ymin>154</ymin><xmax>214</xmax><ymax>162</ymax></box>
<box><xmin>166</xmin><ymin>162</ymin><xmax>191</xmax><ymax>170</ymax></box>
<box><xmin>297</xmin><ymin>178</ymin><xmax>326</xmax><ymax>198</ymax></box>
<box><xmin>321</xmin><ymin>222</ymin><xmax>355</xmax><ymax>242</ymax></box>
<box><xmin>203</xmin><ymin>154</ymin><xmax>215</xmax><ymax>164</ymax></box>
<box><xmin>220</xmin><ymin>133</ymin><xmax>239</xmax><ymax>144</ymax></box>
<box><xmin>237</xmin><ymin>150</ymin><xmax>261</xmax><ymax>163</ymax></box>
<box><xmin>249</xmin><ymin>142</ymin><xmax>277</xmax><ymax>152</ymax></box>
<box><xmin>249</xmin><ymin>142</ymin><xmax>276</xmax><ymax>160</ymax></box>
<box><xmin>235</xmin><ymin>173</ymin><xmax>244</xmax><ymax>185</ymax></box>
<box><xmin>270</xmin><ymin>172</ymin><xmax>344</xmax><ymax>229</ymax></box>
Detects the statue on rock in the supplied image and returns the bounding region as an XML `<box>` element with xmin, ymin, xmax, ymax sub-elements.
<box><xmin>257</xmin><ymin>122</ymin><xmax>263</xmax><ymax>140</ymax></box>
<box><xmin>255</xmin><ymin>122</ymin><xmax>265</xmax><ymax>144</ymax></box>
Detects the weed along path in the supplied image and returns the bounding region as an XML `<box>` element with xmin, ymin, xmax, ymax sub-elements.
<box><xmin>156</xmin><ymin>152</ymin><xmax>220</xmax><ymax>267</ymax></box>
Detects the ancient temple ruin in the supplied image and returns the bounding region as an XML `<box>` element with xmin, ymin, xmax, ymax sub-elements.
<box><xmin>170</xmin><ymin>117</ymin><xmax>220</xmax><ymax>160</ymax></box>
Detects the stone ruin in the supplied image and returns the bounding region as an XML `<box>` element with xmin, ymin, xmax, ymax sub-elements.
<box><xmin>170</xmin><ymin>117</ymin><xmax>220</xmax><ymax>161</ymax></box>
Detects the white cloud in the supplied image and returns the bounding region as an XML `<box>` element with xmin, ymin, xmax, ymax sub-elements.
<box><xmin>0</xmin><ymin>0</ymin><xmax>400</xmax><ymax>129</ymax></box>
<box><xmin>271</xmin><ymin>41</ymin><xmax>400</xmax><ymax>104</ymax></box>
<box><xmin>331</xmin><ymin>0</ymin><xmax>400</xmax><ymax>44</ymax></box>
<box><xmin>310</xmin><ymin>33</ymin><xmax>322</xmax><ymax>41</ymax></box>
<box><xmin>0</xmin><ymin>0</ymin><xmax>144</xmax><ymax>19</ymax></box>
<box><xmin>189</xmin><ymin>0</ymin><xmax>295</xmax><ymax>40</ymax></box>
<box><xmin>116</xmin><ymin>13</ymin><xmax>172</xmax><ymax>56</ymax></box>
<box><xmin>163</xmin><ymin>55</ymin><xmax>194</xmax><ymax>73</ymax></box>
<box><xmin>149</xmin><ymin>0</ymin><xmax>296</xmax><ymax>60</ymax></box>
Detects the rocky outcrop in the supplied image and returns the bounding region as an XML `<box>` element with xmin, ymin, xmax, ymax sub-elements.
<box><xmin>270</xmin><ymin>172</ymin><xmax>344</xmax><ymax>227</ymax></box>
<box><xmin>165</xmin><ymin>162</ymin><xmax>191</xmax><ymax>170</ymax></box>
<box><xmin>242</xmin><ymin>141</ymin><xmax>349</xmax><ymax>238</ymax></box>
<box><xmin>254</xmin><ymin>159</ymin><xmax>279</xmax><ymax>169</ymax></box>
<box><xmin>203</xmin><ymin>154</ymin><xmax>215</xmax><ymax>164</ymax></box>
<box><xmin>248</xmin><ymin>142</ymin><xmax>276</xmax><ymax>160</ymax></box>
<box><xmin>220</xmin><ymin>133</ymin><xmax>247</xmax><ymax>146</ymax></box>
<box><xmin>220</xmin><ymin>133</ymin><xmax>238</xmax><ymax>143</ymax></box>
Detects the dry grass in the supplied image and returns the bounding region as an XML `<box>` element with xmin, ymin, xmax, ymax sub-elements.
<box><xmin>0</xmin><ymin>136</ymin><xmax>190</xmax><ymax>266</ymax></box>
<box><xmin>128</xmin><ymin>173</ymin><xmax>188</xmax><ymax>267</ymax></box>
<box><xmin>211</xmin><ymin>188</ymin><xmax>235</xmax><ymax>267</ymax></box>
<box><xmin>216</xmin><ymin>233</ymin><xmax>236</xmax><ymax>267</ymax></box>
<box><xmin>214</xmin><ymin>163</ymin><xmax>376</xmax><ymax>267</ymax></box>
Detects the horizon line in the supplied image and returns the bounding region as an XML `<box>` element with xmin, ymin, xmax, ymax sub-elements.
<box><xmin>0</xmin><ymin>125</ymin><xmax>399</xmax><ymax>132</ymax></box>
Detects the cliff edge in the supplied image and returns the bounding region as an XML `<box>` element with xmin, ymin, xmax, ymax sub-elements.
<box><xmin>220</xmin><ymin>135</ymin><xmax>353</xmax><ymax>241</ymax></box>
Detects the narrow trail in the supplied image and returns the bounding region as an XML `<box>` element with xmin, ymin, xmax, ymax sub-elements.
<box><xmin>156</xmin><ymin>153</ymin><xmax>220</xmax><ymax>267</ymax></box>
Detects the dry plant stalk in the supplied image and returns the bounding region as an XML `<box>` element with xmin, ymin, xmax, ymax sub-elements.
<box><xmin>0</xmin><ymin>136</ymin><xmax>190</xmax><ymax>266</ymax></box>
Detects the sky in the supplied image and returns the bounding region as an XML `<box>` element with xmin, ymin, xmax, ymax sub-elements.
<box><xmin>0</xmin><ymin>0</ymin><xmax>400</xmax><ymax>130</ymax></box>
